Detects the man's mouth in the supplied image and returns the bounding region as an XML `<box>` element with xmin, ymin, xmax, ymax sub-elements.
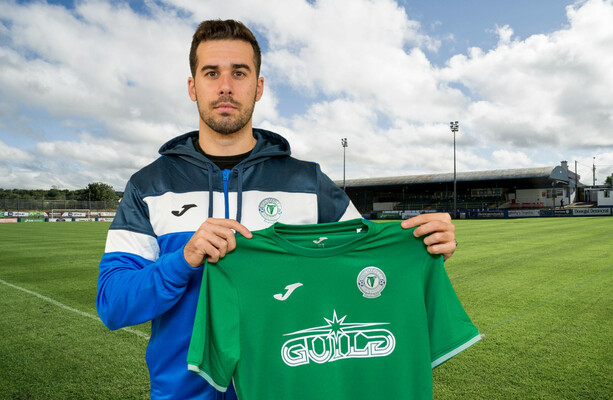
<box><xmin>213</xmin><ymin>98</ymin><xmax>240</xmax><ymax>114</ymax></box>
<box><xmin>214</xmin><ymin>103</ymin><xmax>237</xmax><ymax>113</ymax></box>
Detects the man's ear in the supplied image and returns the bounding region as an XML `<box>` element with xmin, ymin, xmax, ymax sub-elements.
<box><xmin>255</xmin><ymin>76</ymin><xmax>264</xmax><ymax>102</ymax></box>
<box><xmin>188</xmin><ymin>76</ymin><xmax>197</xmax><ymax>102</ymax></box>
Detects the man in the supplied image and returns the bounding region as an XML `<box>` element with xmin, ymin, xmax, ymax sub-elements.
<box><xmin>97</xmin><ymin>19</ymin><xmax>457</xmax><ymax>400</ymax></box>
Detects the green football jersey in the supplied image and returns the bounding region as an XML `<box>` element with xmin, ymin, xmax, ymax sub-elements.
<box><xmin>187</xmin><ymin>219</ymin><xmax>481</xmax><ymax>399</ymax></box>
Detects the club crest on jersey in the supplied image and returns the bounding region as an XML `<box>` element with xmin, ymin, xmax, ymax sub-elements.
<box><xmin>281</xmin><ymin>310</ymin><xmax>395</xmax><ymax>367</ymax></box>
<box><xmin>258</xmin><ymin>198</ymin><xmax>282</xmax><ymax>222</ymax></box>
<box><xmin>357</xmin><ymin>266</ymin><xmax>386</xmax><ymax>298</ymax></box>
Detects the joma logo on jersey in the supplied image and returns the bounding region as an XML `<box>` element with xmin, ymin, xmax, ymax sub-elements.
<box><xmin>258</xmin><ymin>198</ymin><xmax>282</xmax><ymax>222</ymax></box>
<box><xmin>281</xmin><ymin>310</ymin><xmax>395</xmax><ymax>367</ymax></box>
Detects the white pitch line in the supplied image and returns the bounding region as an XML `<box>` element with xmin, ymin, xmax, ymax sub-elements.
<box><xmin>0</xmin><ymin>278</ymin><xmax>150</xmax><ymax>340</ymax></box>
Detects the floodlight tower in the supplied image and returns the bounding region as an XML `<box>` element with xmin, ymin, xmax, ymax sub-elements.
<box><xmin>341</xmin><ymin>138</ymin><xmax>348</xmax><ymax>191</ymax></box>
<box><xmin>450</xmin><ymin>121</ymin><xmax>459</xmax><ymax>218</ymax></box>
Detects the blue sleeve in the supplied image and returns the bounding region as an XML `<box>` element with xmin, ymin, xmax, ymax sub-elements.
<box><xmin>96</xmin><ymin>180</ymin><xmax>198</xmax><ymax>330</ymax></box>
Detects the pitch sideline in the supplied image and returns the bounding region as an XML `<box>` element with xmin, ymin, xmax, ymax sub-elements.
<box><xmin>0</xmin><ymin>278</ymin><xmax>150</xmax><ymax>340</ymax></box>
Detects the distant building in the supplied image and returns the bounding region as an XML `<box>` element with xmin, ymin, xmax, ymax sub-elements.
<box><xmin>337</xmin><ymin>161</ymin><xmax>582</xmax><ymax>217</ymax></box>
<box><xmin>584</xmin><ymin>185</ymin><xmax>613</xmax><ymax>207</ymax></box>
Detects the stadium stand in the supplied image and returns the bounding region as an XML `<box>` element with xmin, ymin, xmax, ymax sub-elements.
<box><xmin>336</xmin><ymin>161</ymin><xmax>603</xmax><ymax>218</ymax></box>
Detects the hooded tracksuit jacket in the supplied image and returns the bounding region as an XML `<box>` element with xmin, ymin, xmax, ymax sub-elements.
<box><xmin>96</xmin><ymin>129</ymin><xmax>361</xmax><ymax>399</ymax></box>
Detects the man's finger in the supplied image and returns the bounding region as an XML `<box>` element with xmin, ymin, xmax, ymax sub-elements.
<box><xmin>401</xmin><ymin>212</ymin><xmax>451</xmax><ymax>229</ymax></box>
<box><xmin>434</xmin><ymin>239</ymin><xmax>457</xmax><ymax>258</ymax></box>
<box><xmin>425</xmin><ymin>241</ymin><xmax>457</xmax><ymax>260</ymax></box>
<box><xmin>200</xmin><ymin>218</ymin><xmax>252</xmax><ymax>239</ymax></box>
<box><xmin>413</xmin><ymin>220</ymin><xmax>454</xmax><ymax>239</ymax></box>
<box><xmin>422</xmin><ymin>231</ymin><xmax>451</xmax><ymax>247</ymax></box>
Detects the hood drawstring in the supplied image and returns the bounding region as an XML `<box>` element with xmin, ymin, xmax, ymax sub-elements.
<box><xmin>207</xmin><ymin>167</ymin><xmax>214</xmax><ymax>218</ymax></box>
<box><xmin>236</xmin><ymin>166</ymin><xmax>244</xmax><ymax>223</ymax></box>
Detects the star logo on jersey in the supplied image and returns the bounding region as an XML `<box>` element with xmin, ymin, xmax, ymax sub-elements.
<box><xmin>258</xmin><ymin>198</ymin><xmax>282</xmax><ymax>222</ymax></box>
<box><xmin>281</xmin><ymin>310</ymin><xmax>395</xmax><ymax>367</ymax></box>
<box><xmin>357</xmin><ymin>267</ymin><xmax>387</xmax><ymax>298</ymax></box>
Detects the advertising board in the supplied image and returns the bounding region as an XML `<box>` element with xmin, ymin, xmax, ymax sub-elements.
<box><xmin>62</xmin><ymin>212</ymin><xmax>88</xmax><ymax>217</ymax></box>
<box><xmin>572</xmin><ymin>208</ymin><xmax>612</xmax><ymax>216</ymax></box>
<box><xmin>508</xmin><ymin>210</ymin><xmax>540</xmax><ymax>218</ymax></box>
<box><xmin>477</xmin><ymin>211</ymin><xmax>505</xmax><ymax>218</ymax></box>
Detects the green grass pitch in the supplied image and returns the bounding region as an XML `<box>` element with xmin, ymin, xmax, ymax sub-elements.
<box><xmin>0</xmin><ymin>218</ymin><xmax>611</xmax><ymax>399</ymax></box>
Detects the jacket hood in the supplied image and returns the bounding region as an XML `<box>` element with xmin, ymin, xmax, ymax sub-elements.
<box><xmin>158</xmin><ymin>128</ymin><xmax>291</xmax><ymax>170</ymax></box>
<box><xmin>157</xmin><ymin>128</ymin><xmax>292</xmax><ymax>223</ymax></box>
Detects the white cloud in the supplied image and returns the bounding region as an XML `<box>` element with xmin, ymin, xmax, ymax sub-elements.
<box><xmin>1</xmin><ymin>0</ymin><xmax>613</xmax><ymax>190</ymax></box>
<box><xmin>251</xmin><ymin>0</ymin><xmax>612</xmax><ymax>182</ymax></box>
<box><xmin>441</xmin><ymin>0</ymin><xmax>613</xmax><ymax>151</ymax></box>
<box><xmin>258</xmin><ymin>0</ymin><xmax>459</xmax><ymax>122</ymax></box>
<box><xmin>1</xmin><ymin>1</ymin><xmax>194</xmax><ymax>123</ymax></box>
<box><xmin>492</xmin><ymin>150</ymin><xmax>533</xmax><ymax>168</ymax></box>
<box><xmin>0</xmin><ymin>139</ymin><xmax>35</xmax><ymax>163</ymax></box>
<box><xmin>37</xmin><ymin>133</ymin><xmax>149</xmax><ymax>170</ymax></box>
<box><xmin>0</xmin><ymin>0</ymin><xmax>196</xmax><ymax>188</ymax></box>
<box><xmin>574</xmin><ymin>153</ymin><xmax>613</xmax><ymax>185</ymax></box>
<box><xmin>495</xmin><ymin>25</ymin><xmax>515</xmax><ymax>46</ymax></box>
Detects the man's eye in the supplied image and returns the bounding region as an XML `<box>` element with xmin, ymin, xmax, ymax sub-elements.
<box><xmin>234</xmin><ymin>71</ymin><xmax>246</xmax><ymax>77</ymax></box>
<box><xmin>205</xmin><ymin>71</ymin><xmax>217</xmax><ymax>77</ymax></box>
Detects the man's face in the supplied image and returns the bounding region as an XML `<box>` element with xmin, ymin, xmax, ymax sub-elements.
<box><xmin>188</xmin><ymin>40</ymin><xmax>264</xmax><ymax>135</ymax></box>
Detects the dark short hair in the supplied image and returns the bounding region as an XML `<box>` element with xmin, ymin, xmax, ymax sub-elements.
<box><xmin>189</xmin><ymin>19</ymin><xmax>262</xmax><ymax>78</ymax></box>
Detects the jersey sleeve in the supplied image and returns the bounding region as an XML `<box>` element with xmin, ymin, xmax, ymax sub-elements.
<box><xmin>187</xmin><ymin>261</ymin><xmax>240</xmax><ymax>392</ymax></box>
<box><xmin>424</xmin><ymin>257</ymin><xmax>482</xmax><ymax>368</ymax></box>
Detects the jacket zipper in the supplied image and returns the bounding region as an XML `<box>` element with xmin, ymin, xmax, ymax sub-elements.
<box><xmin>222</xmin><ymin>169</ymin><xmax>231</xmax><ymax>219</ymax></box>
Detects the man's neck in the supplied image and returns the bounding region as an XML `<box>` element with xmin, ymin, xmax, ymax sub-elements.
<box><xmin>193</xmin><ymin>138</ymin><xmax>252</xmax><ymax>170</ymax></box>
<box><xmin>198</xmin><ymin>123</ymin><xmax>256</xmax><ymax>156</ymax></box>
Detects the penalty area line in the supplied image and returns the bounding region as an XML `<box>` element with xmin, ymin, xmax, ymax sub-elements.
<box><xmin>0</xmin><ymin>278</ymin><xmax>150</xmax><ymax>340</ymax></box>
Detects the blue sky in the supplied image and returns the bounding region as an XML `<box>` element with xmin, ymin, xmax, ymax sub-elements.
<box><xmin>404</xmin><ymin>1</ymin><xmax>571</xmax><ymax>62</ymax></box>
<box><xmin>1</xmin><ymin>0</ymin><xmax>612</xmax><ymax>190</ymax></box>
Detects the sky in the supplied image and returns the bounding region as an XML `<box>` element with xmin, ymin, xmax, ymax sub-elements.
<box><xmin>1</xmin><ymin>0</ymin><xmax>612</xmax><ymax>191</ymax></box>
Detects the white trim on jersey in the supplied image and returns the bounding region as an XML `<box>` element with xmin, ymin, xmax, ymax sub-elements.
<box><xmin>143</xmin><ymin>190</ymin><xmax>320</xmax><ymax>236</ymax></box>
<box><xmin>105</xmin><ymin>229</ymin><xmax>160</xmax><ymax>261</ymax></box>
<box><xmin>431</xmin><ymin>333</ymin><xmax>483</xmax><ymax>369</ymax></box>
<box><xmin>239</xmin><ymin>190</ymin><xmax>319</xmax><ymax>231</ymax></box>
<box><xmin>187</xmin><ymin>364</ymin><xmax>227</xmax><ymax>393</ymax></box>
<box><xmin>144</xmin><ymin>191</ymin><xmax>210</xmax><ymax>236</ymax></box>
<box><xmin>338</xmin><ymin>200</ymin><xmax>361</xmax><ymax>221</ymax></box>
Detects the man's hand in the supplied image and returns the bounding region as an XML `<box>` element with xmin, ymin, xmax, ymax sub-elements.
<box><xmin>183</xmin><ymin>218</ymin><xmax>252</xmax><ymax>266</ymax></box>
<box><xmin>401</xmin><ymin>213</ymin><xmax>456</xmax><ymax>260</ymax></box>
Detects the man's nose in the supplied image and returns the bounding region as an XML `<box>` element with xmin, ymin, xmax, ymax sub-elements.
<box><xmin>218</xmin><ymin>73</ymin><xmax>233</xmax><ymax>95</ymax></box>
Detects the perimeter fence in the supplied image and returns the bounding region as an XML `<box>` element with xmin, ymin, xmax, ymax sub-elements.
<box><xmin>0</xmin><ymin>198</ymin><xmax>118</xmax><ymax>211</ymax></box>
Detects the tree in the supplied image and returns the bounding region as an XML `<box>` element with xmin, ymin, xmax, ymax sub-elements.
<box><xmin>83</xmin><ymin>182</ymin><xmax>119</xmax><ymax>202</ymax></box>
<box><xmin>605</xmin><ymin>176</ymin><xmax>612</xmax><ymax>186</ymax></box>
<box><xmin>46</xmin><ymin>186</ymin><xmax>64</xmax><ymax>199</ymax></box>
